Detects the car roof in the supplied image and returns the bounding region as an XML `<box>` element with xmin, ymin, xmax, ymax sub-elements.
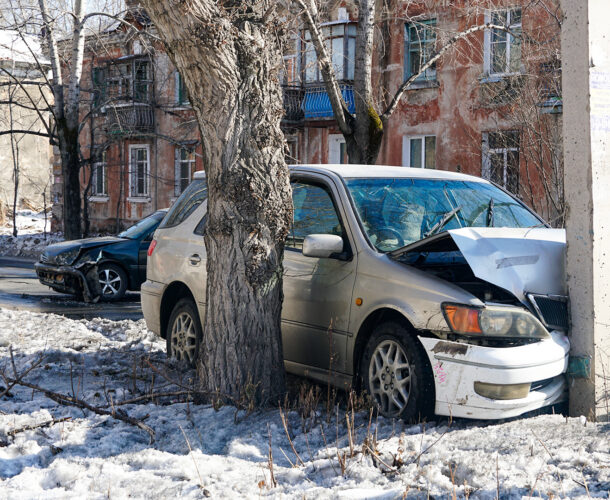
<box><xmin>289</xmin><ymin>164</ymin><xmax>486</xmax><ymax>183</ymax></box>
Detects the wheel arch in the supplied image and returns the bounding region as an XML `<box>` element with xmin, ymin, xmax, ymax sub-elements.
<box><xmin>352</xmin><ymin>307</ymin><xmax>429</xmax><ymax>388</ymax></box>
<box><xmin>159</xmin><ymin>281</ymin><xmax>197</xmax><ymax>339</ymax></box>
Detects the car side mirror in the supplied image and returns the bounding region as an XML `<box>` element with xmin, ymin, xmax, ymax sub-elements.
<box><xmin>302</xmin><ymin>234</ymin><xmax>344</xmax><ymax>258</ymax></box>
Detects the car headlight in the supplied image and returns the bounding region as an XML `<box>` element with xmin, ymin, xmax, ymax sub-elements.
<box><xmin>54</xmin><ymin>247</ymin><xmax>81</xmax><ymax>266</ymax></box>
<box><xmin>442</xmin><ymin>303</ymin><xmax>549</xmax><ymax>339</ymax></box>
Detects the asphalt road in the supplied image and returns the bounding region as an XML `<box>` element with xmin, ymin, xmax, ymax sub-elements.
<box><xmin>0</xmin><ymin>256</ymin><xmax>143</xmax><ymax>320</ymax></box>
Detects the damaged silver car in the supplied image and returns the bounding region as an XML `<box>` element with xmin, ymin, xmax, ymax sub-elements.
<box><xmin>142</xmin><ymin>166</ymin><xmax>569</xmax><ymax>420</ymax></box>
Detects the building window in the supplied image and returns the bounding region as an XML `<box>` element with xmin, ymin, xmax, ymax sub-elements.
<box><xmin>175</xmin><ymin>147</ymin><xmax>196</xmax><ymax>196</ymax></box>
<box><xmin>99</xmin><ymin>58</ymin><xmax>153</xmax><ymax>103</ymax></box>
<box><xmin>303</xmin><ymin>22</ymin><xmax>356</xmax><ymax>83</ymax></box>
<box><xmin>175</xmin><ymin>72</ymin><xmax>189</xmax><ymax>105</ymax></box>
<box><xmin>329</xmin><ymin>134</ymin><xmax>347</xmax><ymax>164</ymax></box>
<box><xmin>402</xmin><ymin>136</ymin><xmax>436</xmax><ymax>168</ymax></box>
<box><xmin>91</xmin><ymin>150</ymin><xmax>107</xmax><ymax>196</ymax></box>
<box><xmin>404</xmin><ymin>20</ymin><xmax>437</xmax><ymax>81</ymax></box>
<box><xmin>485</xmin><ymin>9</ymin><xmax>522</xmax><ymax>76</ymax></box>
<box><xmin>129</xmin><ymin>145</ymin><xmax>150</xmax><ymax>197</ymax></box>
<box><xmin>482</xmin><ymin>131</ymin><xmax>520</xmax><ymax>194</ymax></box>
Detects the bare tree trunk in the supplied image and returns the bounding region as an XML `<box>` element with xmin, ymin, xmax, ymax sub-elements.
<box><xmin>8</xmin><ymin>85</ymin><xmax>20</xmax><ymax>237</ymax></box>
<box><xmin>140</xmin><ymin>0</ymin><xmax>292</xmax><ymax>403</ymax></box>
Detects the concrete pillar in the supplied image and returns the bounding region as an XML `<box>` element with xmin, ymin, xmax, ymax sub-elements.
<box><xmin>562</xmin><ymin>0</ymin><xmax>610</xmax><ymax>421</ymax></box>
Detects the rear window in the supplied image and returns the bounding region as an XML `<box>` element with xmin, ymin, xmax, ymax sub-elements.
<box><xmin>159</xmin><ymin>178</ymin><xmax>207</xmax><ymax>229</ymax></box>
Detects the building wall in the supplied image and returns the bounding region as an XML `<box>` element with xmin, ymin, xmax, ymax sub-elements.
<box><xmin>293</xmin><ymin>0</ymin><xmax>563</xmax><ymax>223</ymax></box>
<box><xmin>66</xmin><ymin>31</ymin><xmax>203</xmax><ymax>233</ymax></box>
<box><xmin>0</xmin><ymin>67</ymin><xmax>52</xmax><ymax>211</ymax></box>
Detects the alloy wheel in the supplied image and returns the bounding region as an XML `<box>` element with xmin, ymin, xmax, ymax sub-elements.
<box><xmin>99</xmin><ymin>268</ymin><xmax>122</xmax><ymax>297</ymax></box>
<box><xmin>368</xmin><ymin>339</ymin><xmax>412</xmax><ymax>417</ymax></box>
<box><xmin>170</xmin><ymin>311</ymin><xmax>198</xmax><ymax>364</ymax></box>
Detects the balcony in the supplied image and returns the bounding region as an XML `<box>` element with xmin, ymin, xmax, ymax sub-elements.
<box><xmin>282</xmin><ymin>85</ymin><xmax>305</xmax><ymax>124</ymax></box>
<box><xmin>302</xmin><ymin>84</ymin><xmax>355</xmax><ymax>119</ymax></box>
<box><xmin>105</xmin><ymin>103</ymin><xmax>154</xmax><ymax>135</ymax></box>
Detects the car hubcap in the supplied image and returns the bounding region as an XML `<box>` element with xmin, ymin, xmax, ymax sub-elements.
<box><xmin>170</xmin><ymin>312</ymin><xmax>197</xmax><ymax>364</ymax></box>
<box><xmin>99</xmin><ymin>268</ymin><xmax>121</xmax><ymax>296</ymax></box>
<box><xmin>368</xmin><ymin>340</ymin><xmax>412</xmax><ymax>417</ymax></box>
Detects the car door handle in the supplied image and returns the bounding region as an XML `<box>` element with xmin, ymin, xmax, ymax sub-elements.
<box><xmin>189</xmin><ymin>254</ymin><xmax>201</xmax><ymax>266</ymax></box>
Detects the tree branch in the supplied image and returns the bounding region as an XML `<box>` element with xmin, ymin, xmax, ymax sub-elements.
<box><xmin>382</xmin><ymin>23</ymin><xmax>515</xmax><ymax>123</ymax></box>
<box><xmin>294</xmin><ymin>0</ymin><xmax>352</xmax><ymax>136</ymax></box>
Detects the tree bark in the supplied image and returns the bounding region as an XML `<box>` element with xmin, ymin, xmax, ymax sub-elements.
<box><xmin>140</xmin><ymin>0</ymin><xmax>292</xmax><ymax>403</ymax></box>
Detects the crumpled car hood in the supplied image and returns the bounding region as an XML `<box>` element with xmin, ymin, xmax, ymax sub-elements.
<box><xmin>392</xmin><ymin>227</ymin><xmax>566</xmax><ymax>302</ymax></box>
<box><xmin>42</xmin><ymin>236</ymin><xmax>125</xmax><ymax>260</ymax></box>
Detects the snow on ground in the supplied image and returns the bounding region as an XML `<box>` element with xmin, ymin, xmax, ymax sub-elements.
<box><xmin>0</xmin><ymin>308</ymin><xmax>608</xmax><ymax>499</ymax></box>
<box><xmin>0</xmin><ymin>210</ymin><xmax>62</xmax><ymax>258</ymax></box>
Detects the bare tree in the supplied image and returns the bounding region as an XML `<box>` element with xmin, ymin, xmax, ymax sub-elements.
<box><xmin>139</xmin><ymin>0</ymin><xmax>293</xmax><ymax>403</ymax></box>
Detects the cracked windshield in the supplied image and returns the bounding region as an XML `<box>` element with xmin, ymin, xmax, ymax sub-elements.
<box><xmin>345</xmin><ymin>178</ymin><xmax>541</xmax><ymax>252</ymax></box>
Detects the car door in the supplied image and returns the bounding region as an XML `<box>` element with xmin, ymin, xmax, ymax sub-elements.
<box><xmin>281</xmin><ymin>176</ymin><xmax>358</xmax><ymax>374</ymax></box>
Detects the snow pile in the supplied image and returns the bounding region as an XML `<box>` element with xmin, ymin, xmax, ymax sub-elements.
<box><xmin>0</xmin><ymin>308</ymin><xmax>608</xmax><ymax>499</ymax></box>
<box><xmin>0</xmin><ymin>210</ymin><xmax>62</xmax><ymax>258</ymax></box>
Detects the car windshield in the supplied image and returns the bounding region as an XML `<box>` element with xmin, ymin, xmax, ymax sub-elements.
<box><xmin>118</xmin><ymin>211</ymin><xmax>165</xmax><ymax>239</ymax></box>
<box><xmin>345</xmin><ymin>177</ymin><xmax>542</xmax><ymax>252</ymax></box>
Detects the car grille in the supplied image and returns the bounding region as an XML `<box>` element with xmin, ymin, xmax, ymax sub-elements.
<box><xmin>528</xmin><ymin>294</ymin><xmax>569</xmax><ymax>330</ymax></box>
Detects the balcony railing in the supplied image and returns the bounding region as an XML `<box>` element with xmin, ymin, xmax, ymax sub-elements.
<box><xmin>282</xmin><ymin>85</ymin><xmax>304</xmax><ymax>123</ymax></box>
<box><xmin>281</xmin><ymin>83</ymin><xmax>356</xmax><ymax>124</ymax></box>
<box><xmin>302</xmin><ymin>84</ymin><xmax>355</xmax><ymax>119</ymax></box>
<box><xmin>105</xmin><ymin>103</ymin><xmax>154</xmax><ymax>135</ymax></box>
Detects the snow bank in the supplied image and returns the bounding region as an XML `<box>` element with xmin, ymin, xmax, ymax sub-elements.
<box><xmin>0</xmin><ymin>308</ymin><xmax>608</xmax><ymax>499</ymax></box>
<box><xmin>0</xmin><ymin>210</ymin><xmax>62</xmax><ymax>258</ymax></box>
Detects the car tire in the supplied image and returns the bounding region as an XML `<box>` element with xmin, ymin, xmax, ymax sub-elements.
<box><xmin>361</xmin><ymin>321</ymin><xmax>434</xmax><ymax>422</ymax></box>
<box><xmin>167</xmin><ymin>298</ymin><xmax>202</xmax><ymax>367</ymax></box>
<box><xmin>97</xmin><ymin>263</ymin><xmax>127</xmax><ymax>301</ymax></box>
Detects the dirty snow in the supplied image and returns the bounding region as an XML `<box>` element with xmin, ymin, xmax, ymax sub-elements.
<box><xmin>0</xmin><ymin>210</ymin><xmax>61</xmax><ymax>258</ymax></box>
<box><xmin>0</xmin><ymin>308</ymin><xmax>608</xmax><ymax>499</ymax></box>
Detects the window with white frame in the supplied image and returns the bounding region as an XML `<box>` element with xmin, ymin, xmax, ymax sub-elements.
<box><xmin>328</xmin><ymin>134</ymin><xmax>347</xmax><ymax>164</ymax></box>
<box><xmin>482</xmin><ymin>131</ymin><xmax>520</xmax><ymax>194</ymax></box>
<box><xmin>129</xmin><ymin>145</ymin><xmax>150</xmax><ymax>198</ymax></box>
<box><xmin>303</xmin><ymin>23</ymin><xmax>356</xmax><ymax>83</ymax></box>
<box><xmin>404</xmin><ymin>19</ymin><xmax>437</xmax><ymax>82</ymax></box>
<box><xmin>402</xmin><ymin>136</ymin><xmax>436</xmax><ymax>168</ymax></box>
<box><xmin>175</xmin><ymin>147</ymin><xmax>196</xmax><ymax>196</ymax></box>
<box><xmin>91</xmin><ymin>149</ymin><xmax>107</xmax><ymax>196</ymax></box>
<box><xmin>485</xmin><ymin>8</ymin><xmax>522</xmax><ymax>76</ymax></box>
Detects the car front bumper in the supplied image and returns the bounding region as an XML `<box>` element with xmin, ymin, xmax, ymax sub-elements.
<box><xmin>34</xmin><ymin>261</ymin><xmax>89</xmax><ymax>296</ymax></box>
<box><xmin>419</xmin><ymin>331</ymin><xmax>570</xmax><ymax>419</ymax></box>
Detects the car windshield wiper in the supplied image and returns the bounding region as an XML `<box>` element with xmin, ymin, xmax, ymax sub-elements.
<box><xmin>425</xmin><ymin>205</ymin><xmax>462</xmax><ymax>238</ymax></box>
<box><xmin>486</xmin><ymin>198</ymin><xmax>494</xmax><ymax>227</ymax></box>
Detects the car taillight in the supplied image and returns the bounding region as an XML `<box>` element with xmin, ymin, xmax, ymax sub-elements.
<box><xmin>147</xmin><ymin>239</ymin><xmax>157</xmax><ymax>257</ymax></box>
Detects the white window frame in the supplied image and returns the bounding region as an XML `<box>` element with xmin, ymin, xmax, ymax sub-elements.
<box><xmin>328</xmin><ymin>134</ymin><xmax>347</xmax><ymax>164</ymax></box>
<box><xmin>402</xmin><ymin>135</ymin><xmax>436</xmax><ymax>168</ymax></box>
<box><xmin>481</xmin><ymin>131</ymin><xmax>520</xmax><ymax>190</ymax></box>
<box><xmin>483</xmin><ymin>8</ymin><xmax>522</xmax><ymax>77</ymax></box>
<box><xmin>91</xmin><ymin>151</ymin><xmax>108</xmax><ymax>198</ymax></box>
<box><xmin>174</xmin><ymin>146</ymin><xmax>196</xmax><ymax>196</ymax></box>
<box><xmin>128</xmin><ymin>144</ymin><xmax>150</xmax><ymax>199</ymax></box>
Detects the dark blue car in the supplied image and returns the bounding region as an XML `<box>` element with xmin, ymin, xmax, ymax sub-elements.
<box><xmin>35</xmin><ymin>210</ymin><xmax>167</xmax><ymax>301</ymax></box>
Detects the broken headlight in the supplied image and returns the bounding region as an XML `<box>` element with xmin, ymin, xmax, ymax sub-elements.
<box><xmin>442</xmin><ymin>304</ymin><xmax>549</xmax><ymax>340</ymax></box>
<box><xmin>54</xmin><ymin>247</ymin><xmax>81</xmax><ymax>266</ymax></box>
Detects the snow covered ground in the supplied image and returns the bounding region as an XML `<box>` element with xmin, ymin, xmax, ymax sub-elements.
<box><xmin>0</xmin><ymin>308</ymin><xmax>608</xmax><ymax>499</ymax></box>
<box><xmin>0</xmin><ymin>210</ymin><xmax>61</xmax><ymax>258</ymax></box>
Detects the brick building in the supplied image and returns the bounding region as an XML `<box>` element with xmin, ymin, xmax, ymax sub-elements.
<box><xmin>59</xmin><ymin>0</ymin><xmax>562</xmax><ymax>232</ymax></box>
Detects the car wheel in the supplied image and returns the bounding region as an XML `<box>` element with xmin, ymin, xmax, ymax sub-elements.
<box><xmin>361</xmin><ymin>321</ymin><xmax>434</xmax><ymax>422</ymax></box>
<box><xmin>97</xmin><ymin>263</ymin><xmax>127</xmax><ymax>301</ymax></box>
<box><xmin>167</xmin><ymin>298</ymin><xmax>202</xmax><ymax>367</ymax></box>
